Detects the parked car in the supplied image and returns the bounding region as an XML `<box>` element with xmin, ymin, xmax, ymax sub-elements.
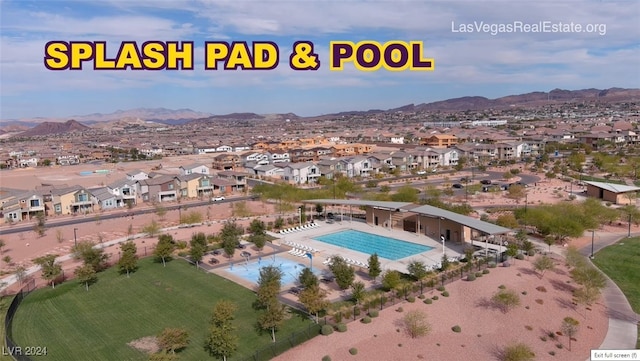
<box><xmin>212</xmin><ymin>196</ymin><xmax>225</xmax><ymax>201</ymax></box>
<box><xmin>240</xmin><ymin>251</ymin><xmax>251</xmax><ymax>257</ymax></box>
<box><xmin>460</xmin><ymin>177</ymin><xmax>470</xmax><ymax>183</ymax></box>
<box><xmin>208</xmin><ymin>258</ymin><xmax>220</xmax><ymax>265</ymax></box>
<box><xmin>480</xmin><ymin>179</ymin><xmax>492</xmax><ymax>185</ymax></box>
<box><xmin>236</xmin><ymin>243</ymin><xmax>246</xmax><ymax>249</ymax></box>
<box><xmin>416</xmin><ymin>170</ymin><xmax>427</xmax><ymax>175</ymax></box>
<box><xmin>452</xmin><ymin>183</ymin><xmax>464</xmax><ymax>189</ymax></box>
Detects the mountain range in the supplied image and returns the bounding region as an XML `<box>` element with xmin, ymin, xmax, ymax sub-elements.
<box><xmin>2</xmin><ymin>87</ymin><xmax>638</xmax><ymax>136</ymax></box>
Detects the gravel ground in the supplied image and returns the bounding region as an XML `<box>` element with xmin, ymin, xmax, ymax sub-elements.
<box><xmin>274</xmin><ymin>258</ymin><xmax>608</xmax><ymax>361</ymax></box>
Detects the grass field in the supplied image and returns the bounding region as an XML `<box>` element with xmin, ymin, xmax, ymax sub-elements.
<box><xmin>10</xmin><ymin>258</ymin><xmax>315</xmax><ymax>361</ymax></box>
<box><xmin>592</xmin><ymin>237</ymin><xmax>640</xmax><ymax>314</ymax></box>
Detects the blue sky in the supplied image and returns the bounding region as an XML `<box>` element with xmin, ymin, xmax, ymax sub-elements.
<box><xmin>1</xmin><ymin>0</ymin><xmax>639</xmax><ymax>120</ymax></box>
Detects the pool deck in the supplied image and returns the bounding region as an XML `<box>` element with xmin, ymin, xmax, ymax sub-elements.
<box><xmin>266</xmin><ymin>219</ymin><xmax>464</xmax><ymax>274</ymax></box>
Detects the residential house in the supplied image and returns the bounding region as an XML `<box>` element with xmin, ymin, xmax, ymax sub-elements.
<box><xmin>107</xmin><ymin>178</ymin><xmax>138</xmax><ymax>206</ymax></box>
<box><xmin>216</xmin><ymin>145</ymin><xmax>233</xmax><ymax>152</ymax></box>
<box><xmin>240</xmin><ymin>151</ymin><xmax>269</xmax><ymax>165</ymax></box>
<box><xmin>390</xmin><ymin>151</ymin><xmax>413</xmax><ymax>172</ymax></box>
<box><xmin>1</xmin><ymin>192</ymin><xmax>46</xmax><ymax>222</ymax></box>
<box><xmin>217</xmin><ymin>171</ymin><xmax>249</xmax><ymax>192</ymax></box>
<box><xmin>454</xmin><ymin>143</ymin><xmax>498</xmax><ymax>163</ymax></box>
<box><xmin>253</xmin><ymin>164</ymin><xmax>284</xmax><ymax>178</ymax></box>
<box><xmin>19</xmin><ymin>157</ymin><xmax>38</xmax><ymax>167</ymax></box>
<box><xmin>138</xmin><ymin>175</ymin><xmax>179</xmax><ymax>202</ymax></box>
<box><xmin>266</xmin><ymin>150</ymin><xmax>290</xmax><ymax>163</ymax></box>
<box><xmin>367</xmin><ymin>153</ymin><xmax>393</xmax><ymax>174</ymax></box>
<box><xmin>176</xmin><ymin>173</ymin><xmax>214</xmax><ymax>199</ymax></box>
<box><xmin>339</xmin><ymin>156</ymin><xmax>373</xmax><ymax>178</ymax></box>
<box><xmin>57</xmin><ymin>155</ymin><xmax>80</xmax><ymax>165</ymax></box>
<box><xmin>331</xmin><ymin>144</ymin><xmax>357</xmax><ymax>157</ymax></box>
<box><xmin>90</xmin><ymin>187</ymin><xmax>120</xmax><ymax>211</ymax></box>
<box><xmin>421</xmin><ymin>134</ymin><xmax>458</xmax><ymax>148</ymax></box>
<box><xmin>212</xmin><ymin>153</ymin><xmax>240</xmax><ymax>170</ymax></box>
<box><xmin>282</xmin><ymin>162</ymin><xmax>321</xmax><ymax>185</ymax></box>
<box><xmin>126</xmin><ymin>170</ymin><xmax>149</xmax><ymax>181</ymax></box>
<box><xmin>316</xmin><ymin>158</ymin><xmax>341</xmax><ymax>179</ymax></box>
<box><xmin>51</xmin><ymin>186</ymin><xmax>95</xmax><ymax>215</ymax></box>
<box><xmin>179</xmin><ymin>163</ymin><xmax>210</xmax><ymax>175</ymax></box>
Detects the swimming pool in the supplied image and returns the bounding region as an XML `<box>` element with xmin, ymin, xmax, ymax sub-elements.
<box><xmin>224</xmin><ymin>255</ymin><xmax>319</xmax><ymax>287</ymax></box>
<box><xmin>313</xmin><ymin>230</ymin><xmax>434</xmax><ymax>260</ymax></box>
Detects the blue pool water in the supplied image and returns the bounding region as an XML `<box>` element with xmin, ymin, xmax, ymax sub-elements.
<box><xmin>313</xmin><ymin>230</ymin><xmax>434</xmax><ymax>260</ymax></box>
<box><xmin>224</xmin><ymin>255</ymin><xmax>319</xmax><ymax>287</ymax></box>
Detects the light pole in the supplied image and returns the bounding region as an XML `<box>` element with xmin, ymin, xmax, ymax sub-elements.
<box><xmin>628</xmin><ymin>212</ymin><xmax>632</xmax><ymax>238</ymax></box>
<box><xmin>590</xmin><ymin>230</ymin><xmax>595</xmax><ymax>259</ymax></box>
<box><xmin>298</xmin><ymin>207</ymin><xmax>302</xmax><ymax>227</ymax></box>
<box><xmin>73</xmin><ymin>228</ymin><xmax>78</xmax><ymax>248</ymax></box>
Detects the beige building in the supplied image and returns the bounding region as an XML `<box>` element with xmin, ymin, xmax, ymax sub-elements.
<box><xmin>584</xmin><ymin>181</ymin><xmax>639</xmax><ymax>205</ymax></box>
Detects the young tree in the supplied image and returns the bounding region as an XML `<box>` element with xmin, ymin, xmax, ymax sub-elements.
<box><xmin>74</xmin><ymin>264</ymin><xmax>97</xmax><ymax>291</ymax></box>
<box><xmin>154</xmin><ymin>234</ymin><xmax>176</xmax><ymax>267</ymax></box>
<box><xmin>367</xmin><ymin>253</ymin><xmax>382</xmax><ymax>282</ymax></box>
<box><xmin>154</xmin><ymin>203</ymin><xmax>168</xmax><ymax>221</ymax></box>
<box><xmin>55</xmin><ymin>229</ymin><xmax>64</xmax><ymax>243</ymax></box>
<box><xmin>118</xmin><ymin>241</ymin><xmax>138</xmax><ymax>277</ymax></box>
<box><xmin>189</xmin><ymin>233</ymin><xmax>207</xmax><ymax>268</ymax></box>
<box><xmin>543</xmin><ymin>235</ymin><xmax>555</xmax><ymax>252</ymax></box>
<box><xmin>328</xmin><ymin>256</ymin><xmax>355</xmax><ymax>290</ymax></box>
<box><xmin>381</xmin><ymin>270</ymin><xmax>401</xmax><ymax>291</ymax></box>
<box><xmin>220</xmin><ymin>220</ymin><xmax>243</xmax><ymax>259</ymax></box>
<box><xmin>142</xmin><ymin>219</ymin><xmax>161</xmax><ymax>237</ymax></box>
<box><xmin>561</xmin><ymin>317</ymin><xmax>580</xmax><ymax>351</ymax></box>
<box><xmin>403</xmin><ymin>310</ymin><xmax>431</xmax><ymax>339</ymax></box>
<box><xmin>14</xmin><ymin>265</ymin><xmax>27</xmax><ymax>285</ymax></box>
<box><xmin>407</xmin><ymin>260</ymin><xmax>428</xmax><ymax>294</ymax></box>
<box><xmin>521</xmin><ymin>240</ymin><xmax>535</xmax><ymax>259</ymax></box>
<box><xmin>255</xmin><ymin>266</ymin><xmax>283</xmax><ymax>309</ymax></box>
<box><xmin>573</xmin><ymin>287</ymin><xmax>600</xmax><ymax>318</ymax></box>
<box><xmin>570</xmin><ymin>265</ymin><xmax>606</xmax><ymax>291</ymax></box>
<box><xmin>491</xmin><ymin>289</ymin><xmax>521</xmax><ymax>313</ymax></box>
<box><xmin>33</xmin><ymin>254</ymin><xmax>62</xmax><ymax>288</ymax></box>
<box><xmin>205</xmin><ymin>300</ymin><xmax>238</xmax><ymax>361</ymax></box>
<box><xmin>298</xmin><ymin>283</ymin><xmax>329</xmax><ymax>323</ymax></box>
<box><xmin>157</xmin><ymin>328</ymin><xmax>189</xmax><ymax>355</ymax></box>
<box><xmin>72</xmin><ymin>241</ymin><xmax>109</xmax><ymax>272</ymax></box>
<box><xmin>506</xmin><ymin>243</ymin><xmax>519</xmax><ymax>262</ymax></box>
<box><xmin>257</xmin><ymin>298</ymin><xmax>287</xmax><ymax>343</ymax></box>
<box><xmin>298</xmin><ymin>267</ymin><xmax>318</xmax><ymax>289</ymax></box>
<box><xmin>533</xmin><ymin>255</ymin><xmax>555</xmax><ymax>278</ymax></box>
<box><xmin>351</xmin><ymin>281</ymin><xmax>366</xmax><ymax>305</ymax></box>
<box><xmin>34</xmin><ymin>212</ymin><xmax>46</xmax><ymax>237</ymax></box>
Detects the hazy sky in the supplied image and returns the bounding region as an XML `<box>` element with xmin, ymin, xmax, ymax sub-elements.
<box><xmin>1</xmin><ymin>0</ymin><xmax>638</xmax><ymax>120</ymax></box>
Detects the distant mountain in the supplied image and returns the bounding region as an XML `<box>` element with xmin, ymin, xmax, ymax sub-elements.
<box><xmin>5</xmin><ymin>108</ymin><xmax>213</xmax><ymax>125</ymax></box>
<box><xmin>19</xmin><ymin>119</ymin><xmax>90</xmax><ymax>137</ymax></box>
<box><xmin>189</xmin><ymin>112</ymin><xmax>301</xmax><ymax>123</ymax></box>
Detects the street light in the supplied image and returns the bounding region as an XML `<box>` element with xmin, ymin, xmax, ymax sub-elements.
<box><xmin>73</xmin><ymin>228</ymin><xmax>78</xmax><ymax>248</ymax></box>
<box><xmin>298</xmin><ymin>207</ymin><xmax>302</xmax><ymax>227</ymax></box>
<box><xmin>590</xmin><ymin>230</ymin><xmax>595</xmax><ymax>259</ymax></box>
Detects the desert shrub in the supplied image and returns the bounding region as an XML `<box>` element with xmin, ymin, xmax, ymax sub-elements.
<box><xmin>361</xmin><ymin>316</ymin><xmax>371</xmax><ymax>324</ymax></box>
<box><xmin>333</xmin><ymin>312</ymin><xmax>342</xmax><ymax>323</ymax></box>
<box><xmin>432</xmin><ymin>295</ymin><xmax>439</xmax><ymax>300</ymax></box>
<box><xmin>407</xmin><ymin>295</ymin><xmax>416</xmax><ymax>303</ymax></box>
<box><xmin>396</xmin><ymin>307</ymin><xmax>404</xmax><ymax>312</ymax></box>
<box><xmin>549</xmin><ymin>351</ymin><xmax>556</xmax><ymax>356</ymax></box>
<box><xmin>322</xmin><ymin>356</ymin><xmax>332</xmax><ymax>361</ymax></box>
<box><xmin>403</xmin><ymin>310</ymin><xmax>431</xmax><ymax>339</ymax></box>
<box><xmin>491</xmin><ymin>289</ymin><xmax>521</xmax><ymax>313</ymax></box>
<box><xmin>502</xmin><ymin>342</ymin><xmax>535</xmax><ymax>361</ymax></box>
<box><xmin>368</xmin><ymin>310</ymin><xmax>379</xmax><ymax>318</ymax></box>
<box><xmin>452</xmin><ymin>325</ymin><xmax>461</xmax><ymax>333</ymax></box>
<box><xmin>418</xmin><ymin>294</ymin><xmax>425</xmax><ymax>299</ymax></box>
<box><xmin>482</xmin><ymin>269</ymin><xmax>490</xmax><ymax>274</ymax></box>
<box><xmin>498</xmin><ymin>285</ymin><xmax>506</xmax><ymax>289</ymax></box>
<box><xmin>424</xmin><ymin>298</ymin><xmax>433</xmax><ymax>304</ymax></box>
<box><xmin>475</xmin><ymin>272</ymin><xmax>483</xmax><ymax>277</ymax></box>
<box><xmin>555</xmin><ymin>343</ymin><xmax>563</xmax><ymax>349</ymax></box>
<box><xmin>353</xmin><ymin>308</ymin><xmax>361</xmax><ymax>316</ymax></box>
<box><xmin>536</xmin><ymin>286</ymin><xmax>547</xmax><ymax>292</ymax></box>
<box><xmin>516</xmin><ymin>254</ymin><xmax>525</xmax><ymax>260</ymax></box>
<box><xmin>488</xmin><ymin>262</ymin><xmax>497</xmax><ymax>268</ymax></box>
<box><xmin>437</xmin><ymin>286</ymin><xmax>445</xmax><ymax>292</ymax></box>
<box><xmin>467</xmin><ymin>274</ymin><xmax>476</xmax><ymax>281</ymax></box>
<box><xmin>321</xmin><ymin>325</ymin><xmax>334</xmax><ymax>336</ymax></box>
<box><xmin>336</xmin><ymin>323</ymin><xmax>347</xmax><ymax>332</ymax></box>
<box><xmin>441</xmin><ymin>291</ymin><xmax>450</xmax><ymax>297</ymax></box>
<box><xmin>540</xmin><ymin>336</ymin><xmax>547</xmax><ymax>342</ymax></box>
<box><xmin>349</xmin><ymin>348</ymin><xmax>358</xmax><ymax>355</ymax></box>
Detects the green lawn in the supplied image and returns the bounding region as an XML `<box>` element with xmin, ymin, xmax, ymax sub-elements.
<box><xmin>11</xmin><ymin>258</ymin><xmax>314</xmax><ymax>361</ymax></box>
<box><xmin>592</xmin><ymin>237</ymin><xmax>640</xmax><ymax>314</ymax></box>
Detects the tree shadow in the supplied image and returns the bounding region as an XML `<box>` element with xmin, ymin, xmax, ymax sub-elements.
<box><xmin>488</xmin><ymin>342</ymin><xmax>505</xmax><ymax>361</ymax></box>
<box><xmin>475</xmin><ymin>297</ymin><xmax>503</xmax><ymax>313</ymax></box>
<box><xmin>516</xmin><ymin>267</ymin><xmax>538</xmax><ymax>277</ymax></box>
<box><xmin>554</xmin><ymin>296</ymin><xmax>577</xmax><ymax>311</ymax></box>
<box><xmin>549</xmin><ymin>278</ymin><xmax>576</xmax><ymax>294</ymax></box>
